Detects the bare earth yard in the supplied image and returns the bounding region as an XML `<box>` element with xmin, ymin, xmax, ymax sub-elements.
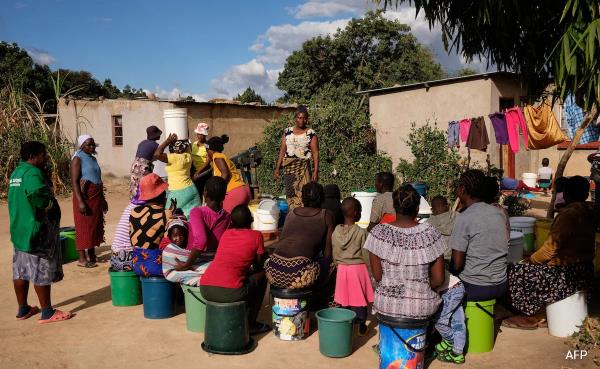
<box><xmin>0</xmin><ymin>181</ymin><xmax>595</xmax><ymax>369</ymax></box>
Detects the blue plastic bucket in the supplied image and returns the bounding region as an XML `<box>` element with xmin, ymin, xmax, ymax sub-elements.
<box><xmin>377</xmin><ymin>314</ymin><xmax>427</xmax><ymax>369</ymax></box>
<box><xmin>409</xmin><ymin>182</ymin><xmax>428</xmax><ymax>198</ymax></box>
<box><xmin>140</xmin><ymin>276</ymin><xmax>175</xmax><ymax>319</ymax></box>
<box><xmin>277</xmin><ymin>198</ymin><xmax>288</xmax><ymax>228</ymax></box>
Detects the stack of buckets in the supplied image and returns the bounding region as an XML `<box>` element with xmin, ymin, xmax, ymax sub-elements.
<box><xmin>509</xmin><ymin>217</ymin><xmax>536</xmax><ymax>255</ymax></box>
<box><xmin>352</xmin><ymin>190</ymin><xmax>377</xmax><ymax>229</ymax></box>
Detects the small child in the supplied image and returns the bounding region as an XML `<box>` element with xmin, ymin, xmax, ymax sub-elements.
<box><xmin>333</xmin><ymin>197</ymin><xmax>374</xmax><ymax>335</ymax></box>
<box><xmin>538</xmin><ymin>158</ymin><xmax>554</xmax><ymax>182</ymax></box>
<box><xmin>428</xmin><ymin>196</ymin><xmax>456</xmax><ymax>257</ymax></box>
<box><xmin>368</xmin><ymin>172</ymin><xmax>396</xmax><ymax>231</ymax></box>
<box><xmin>162</xmin><ymin>218</ymin><xmax>210</xmax><ymax>286</ymax></box>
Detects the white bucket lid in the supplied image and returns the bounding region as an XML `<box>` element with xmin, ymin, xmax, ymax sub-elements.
<box><xmin>258</xmin><ymin>199</ymin><xmax>279</xmax><ymax>213</ymax></box>
<box><xmin>163</xmin><ymin>108</ymin><xmax>187</xmax><ymax>117</ymax></box>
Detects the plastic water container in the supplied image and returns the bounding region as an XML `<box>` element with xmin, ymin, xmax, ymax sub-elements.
<box><xmin>202</xmin><ymin>300</ymin><xmax>255</xmax><ymax>355</ymax></box>
<box><xmin>316</xmin><ymin>308</ymin><xmax>356</xmax><ymax>358</ymax></box>
<box><xmin>252</xmin><ymin>199</ymin><xmax>280</xmax><ymax>232</ymax></box>
<box><xmin>163</xmin><ymin>108</ymin><xmax>188</xmax><ymax>139</ymax></box>
<box><xmin>109</xmin><ymin>269</ymin><xmax>142</xmax><ymax>306</ymax></box>
<box><xmin>352</xmin><ymin>191</ymin><xmax>377</xmax><ymax>228</ymax></box>
<box><xmin>508</xmin><ymin>231</ymin><xmax>524</xmax><ymax>263</ymax></box>
<box><xmin>418</xmin><ymin>195</ymin><xmax>432</xmax><ymax>217</ymax></box>
<box><xmin>270</xmin><ymin>288</ymin><xmax>312</xmax><ymax>341</ymax></box>
<box><xmin>546</xmin><ymin>291</ymin><xmax>588</xmax><ymax>337</ymax></box>
<box><xmin>181</xmin><ymin>284</ymin><xmax>207</xmax><ymax>333</ymax></box>
<box><xmin>59</xmin><ymin>227</ymin><xmax>78</xmax><ymax>263</ymax></box>
<box><xmin>535</xmin><ymin>219</ymin><xmax>553</xmax><ymax>251</ymax></box>
<box><xmin>510</xmin><ymin>217</ymin><xmax>536</xmax><ymax>254</ymax></box>
<box><xmin>465</xmin><ymin>300</ymin><xmax>496</xmax><ymax>353</ymax></box>
<box><xmin>140</xmin><ymin>276</ymin><xmax>175</xmax><ymax>319</ymax></box>
<box><xmin>410</xmin><ymin>182</ymin><xmax>428</xmax><ymax>197</ymax></box>
<box><xmin>277</xmin><ymin>198</ymin><xmax>288</xmax><ymax>228</ymax></box>
<box><xmin>377</xmin><ymin>314</ymin><xmax>427</xmax><ymax>369</ymax></box>
<box><xmin>522</xmin><ymin>172</ymin><xmax>538</xmax><ymax>188</ymax></box>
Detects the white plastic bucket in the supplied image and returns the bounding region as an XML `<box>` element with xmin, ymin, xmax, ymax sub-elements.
<box><xmin>418</xmin><ymin>195</ymin><xmax>432</xmax><ymax>217</ymax></box>
<box><xmin>352</xmin><ymin>191</ymin><xmax>377</xmax><ymax>229</ymax></box>
<box><xmin>163</xmin><ymin>108</ymin><xmax>188</xmax><ymax>140</ymax></box>
<box><xmin>253</xmin><ymin>199</ymin><xmax>280</xmax><ymax>232</ymax></box>
<box><xmin>508</xmin><ymin>231</ymin><xmax>524</xmax><ymax>263</ymax></box>
<box><xmin>522</xmin><ymin>172</ymin><xmax>538</xmax><ymax>188</ymax></box>
<box><xmin>546</xmin><ymin>291</ymin><xmax>588</xmax><ymax>337</ymax></box>
<box><xmin>509</xmin><ymin>217</ymin><xmax>536</xmax><ymax>254</ymax></box>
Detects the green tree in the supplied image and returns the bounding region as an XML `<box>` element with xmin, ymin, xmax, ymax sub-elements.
<box><xmin>101</xmin><ymin>78</ymin><xmax>121</xmax><ymax>99</ymax></box>
<box><xmin>234</xmin><ymin>87</ymin><xmax>267</xmax><ymax>105</ymax></box>
<box><xmin>452</xmin><ymin>67</ymin><xmax>478</xmax><ymax>77</ymax></box>
<box><xmin>396</xmin><ymin>122</ymin><xmax>461</xmax><ymax>201</ymax></box>
<box><xmin>257</xmin><ymin>83</ymin><xmax>392</xmax><ymax>195</ymax></box>
<box><xmin>374</xmin><ymin>0</ymin><xmax>600</xmax><ymax>216</ymax></box>
<box><xmin>276</xmin><ymin>10</ymin><xmax>445</xmax><ymax>103</ymax></box>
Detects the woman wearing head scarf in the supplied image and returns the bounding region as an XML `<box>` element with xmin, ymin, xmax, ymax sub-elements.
<box><xmin>154</xmin><ymin>133</ymin><xmax>200</xmax><ymax>218</ymax></box>
<box><xmin>129</xmin><ymin>125</ymin><xmax>162</xmax><ymax>199</ymax></box>
<box><xmin>191</xmin><ymin>122</ymin><xmax>212</xmax><ymax>202</ymax></box>
<box><xmin>206</xmin><ymin>134</ymin><xmax>251</xmax><ymax>213</ymax></box>
<box><xmin>274</xmin><ymin>105</ymin><xmax>319</xmax><ymax>210</ymax></box>
<box><xmin>71</xmin><ymin>135</ymin><xmax>106</xmax><ymax>268</ymax></box>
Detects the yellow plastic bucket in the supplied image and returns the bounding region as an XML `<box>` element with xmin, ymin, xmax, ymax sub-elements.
<box><xmin>534</xmin><ymin>219</ymin><xmax>552</xmax><ymax>251</ymax></box>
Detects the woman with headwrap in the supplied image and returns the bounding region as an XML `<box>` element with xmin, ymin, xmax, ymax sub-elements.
<box><xmin>71</xmin><ymin>134</ymin><xmax>107</xmax><ymax>268</ymax></box>
<box><xmin>206</xmin><ymin>134</ymin><xmax>251</xmax><ymax>213</ymax></box>
<box><xmin>154</xmin><ymin>133</ymin><xmax>200</xmax><ymax>218</ymax></box>
<box><xmin>274</xmin><ymin>105</ymin><xmax>319</xmax><ymax>210</ymax></box>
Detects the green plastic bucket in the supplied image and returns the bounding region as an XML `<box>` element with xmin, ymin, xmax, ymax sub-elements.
<box><xmin>59</xmin><ymin>228</ymin><xmax>78</xmax><ymax>263</ymax></box>
<box><xmin>316</xmin><ymin>308</ymin><xmax>356</xmax><ymax>358</ymax></box>
<box><xmin>202</xmin><ymin>300</ymin><xmax>255</xmax><ymax>355</ymax></box>
<box><xmin>181</xmin><ymin>284</ymin><xmax>207</xmax><ymax>333</ymax></box>
<box><xmin>109</xmin><ymin>269</ymin><xmax>142</xmax><ymax>306</ymax></box>
<box><xmin>465</xmin><ymin>299</ymin><xmax>496</xmax><ymax>354</ymax></box>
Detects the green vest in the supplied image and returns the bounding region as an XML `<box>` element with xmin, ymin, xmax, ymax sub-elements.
<box><xmin>8</xmin><ymin>161</ymin><xmax>53</xmax><ymax>252</ymax></box>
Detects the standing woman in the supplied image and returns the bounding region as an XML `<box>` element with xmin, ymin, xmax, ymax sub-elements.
<box><xmin>71</xmin><ymin>135</ymin><xmax>107</xmax><ymax>268</ymax></box>
<box><xmin>206</xmin><ymin>134</ymin><xmax>251</xmax><ymax>213</ymax></box>
<box><xmin>274</xmin><ymin>105</ymin><xmax>319</xmax><ymax>210</ymax></box>
<box><xmin>154</xmin><ymin>133</ymin><xmax>200</xmax><ymax>218</ymax></box>
<box><xmin>191</xmin><ymin>122</ymin><xmax>212</xmax><ymax>202</ymax></box>
<box><xmin>129</xmin><ymin>125</ymin><xmax>162</xmax><ymax>199</ymax></box>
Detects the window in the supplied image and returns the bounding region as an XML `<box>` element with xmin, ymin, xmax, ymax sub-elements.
<box><xmin>112</xmin><ymin>115</ymin><xmax>123</xmax><ymax>146</ymax></box>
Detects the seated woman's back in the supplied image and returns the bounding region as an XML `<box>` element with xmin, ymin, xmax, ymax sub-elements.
<box><xmin>366</xmin><ymin>222</ymin><xmax>446</xmax><ymax>319</ymax></box>
<box><xmin>274</xmin><ymin>207</ymin><xmax>328</xmax><ymax>259</ymax></box>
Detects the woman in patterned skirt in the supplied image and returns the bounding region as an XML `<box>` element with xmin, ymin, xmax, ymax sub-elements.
<box><xmin>274</xmin><ymin>105</ymin><xmax>319</xmax><ymax>210</ymax></box>
<box><xmin>503</xmin><ymin>176</ymin><xmax>595</xmax><ymax>329</ymax></box>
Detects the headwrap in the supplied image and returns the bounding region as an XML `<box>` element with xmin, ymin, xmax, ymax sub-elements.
<box><xmin>169</xmin><ymin>139</ymin><xmax>190</xmax><ymax>153</ymax></box>
<box><xmin>72</xmin><ymin>134</ymin><xmax>93</xmax><ymax>159</ymax></box>
<box><xmin>167</xmin><ymin>217</ymin><xmax>189</xmax><ymax>232</ymax></box>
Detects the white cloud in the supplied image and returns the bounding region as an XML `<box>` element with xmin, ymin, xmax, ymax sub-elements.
<box><xmin>145</xmin><ymin>86</ymin><xmax>209</xmax><ymax>103</ymax></box>
<box><xmin>26</xmin><ymin>48</ymin><xmax>56</xmax><ymax>65</ymax></box>
<box><xmin>210</xmin><ymin>59</ymin><xmax>282</xmax><ymax>102</ymax></box>
<box><xmin>289</xmin><ymin>0</ymin><xmax>372</xmax><ymax>19</ymax></box>
<box><xmin>252</xmin><ymin>19</ymin><xmax>350</xmax><ymax>65</ymax></box>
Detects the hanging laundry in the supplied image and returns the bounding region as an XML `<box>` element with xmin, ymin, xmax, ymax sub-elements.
<box><xmin>459</xmin><ymin>118</ymin><xmax>471</xmax><ymax>142</ymax></box>
<box><xmin>505</xmin><ymin>107</ymin><xmax>529</xmax><ymax>153</ymax></box>
<box><xmin>563</xmin><ymin>94</ymin><xmax>600</xmax><ymax>144</ymax></box>
<box><xmin>466</xmin><ymin>116</ymin><xmax>490</xmax><ymax>151</ymax></box>
<box><xmin>488</xmin><ymin>112</ymin><xmax>509</xmax><ymax>145</ymax></box>
<box><xmin>523</xmin><ymin>103</ymin><xmax>566</xmax><ymax>149</ymax></box>
<box><xmin>447</xmin><ymin>121</ymin><xmax>460</xmax><ymax>148</ymax></box>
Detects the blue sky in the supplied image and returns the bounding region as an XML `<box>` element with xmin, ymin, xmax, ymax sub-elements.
<box><xmin>0</xmin><ymin>0</ymin><xmax>483</xmax><ymax>101</ymax></box>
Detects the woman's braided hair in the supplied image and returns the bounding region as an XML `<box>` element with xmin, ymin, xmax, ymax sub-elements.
<box><xmin>457</xmin><ymin>169</ymin><xmax>486</xmax><ymax>199</ymax></box>
<box><xmin>393</xmin><ymin>184</ymin><xmax>421</xmax><ymax>216</ymax></box>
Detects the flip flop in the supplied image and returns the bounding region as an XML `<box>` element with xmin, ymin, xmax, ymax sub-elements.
<box><xmin>501</xmin><ymin>317</ymin><xmax>538</xmax><ymax>330</ymax></box>
<box><xmin>77</xmin><ymin>262</ymin><xmax>98</xmax><ymax>268</ymax></box>
<box><xmin>250</xmin><ymin>323</ymin><xmax>271</xmax><ymax>335</ymax></box>
<box><xmin>38</xmin><ymin>309</ymin><xmax>74</xmax><ymax>324</ymax></box>
<box><xmin>16</xmin><ymin>306</ymin><xmax>40</xmax><ymax>320</ymax></box>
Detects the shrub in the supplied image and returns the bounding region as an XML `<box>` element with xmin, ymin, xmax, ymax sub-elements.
<box><xmin>256</xmin><ymin>83</ymin><xmax>392</xmax><ymax>196</ymax></box>
<box><xmin>396</xmin><ymin>122</ymin><xmax>462</xmax><ymax>200</ymax></box>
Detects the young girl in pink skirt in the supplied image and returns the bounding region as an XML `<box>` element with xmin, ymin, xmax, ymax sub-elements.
<box><xmin>333</xmin><ymin>197</ymin><xmax>374</xmax><ymax>335</ymax></box>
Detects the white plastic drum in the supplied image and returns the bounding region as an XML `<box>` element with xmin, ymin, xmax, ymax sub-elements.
<box><xmin>163</xmin><ymin>108</ymin><xmax>188</xmax><ymax>140</ymax></box>
<box><xmin>546</xmin><ymin>291</ymin><xmax>588</xmax><ymax>337</ymax></box>
<box><xmin>508</xmin><ymin>231</ymin><xmax>524</xmax><ymax>263</ymax></box>
<box><xmin>253</xmin><ymin>199</ymin><xmax>280</xmax><ymax>232</ymax></box>
<box><xmin>522</xmin><ymin>172</ymin><xmax>538</xmax><ymax>188</ymax></box>
<box><xmin>351</xmin><ymin>191</ymin><xmax>377</xmax><ymax>228</ymax></box>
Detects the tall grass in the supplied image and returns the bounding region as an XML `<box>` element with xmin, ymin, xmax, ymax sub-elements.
<box><xmin>0</xmin><ymin>84</ymin><xmax>72</xmax><ymax>198</ymax></box>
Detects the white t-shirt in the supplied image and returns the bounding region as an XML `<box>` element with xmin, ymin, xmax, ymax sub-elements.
<box><xmin>538</xmin><ymin>166</ymin><xmax>554</xmax><ymax>180</ymax></box>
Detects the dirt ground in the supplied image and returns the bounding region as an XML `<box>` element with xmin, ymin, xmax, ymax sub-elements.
<box><xmin>0</xmin><ymin>181</ymin><xmax>596</xmax><ymax>369</ymax></box>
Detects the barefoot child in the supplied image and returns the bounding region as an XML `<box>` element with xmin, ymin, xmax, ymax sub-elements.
<box><xmin>333</xmin><ymin>197</ymin><xmax>374</xmax><ymax>335</ymax></box>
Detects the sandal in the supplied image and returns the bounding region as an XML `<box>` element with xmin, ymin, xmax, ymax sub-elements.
<box><xmin>16</xmin><ymin>306</ymin><xmax>40</xmax><ymax>320</ymax></box>
<box><xmin>77</xmin><ymin>262</ymin><xmax>98</xmax><ymax>268</ymax></box>
<box><xmin>438</xmin><ymin>351</ymin><xmax>465</xmax><ymax>364</ymax></box>
<box><xmin>38</xmin><ymin>309</ymin><xmax>74</xmax><ymax>324</ymax></box>
<box><xmin>537</xmin><ymin>318</ymin><xmax>548</xmax><ymax>328</ymax></box>
<box><xmin>501</xmin><ymin>316</ymin><xmax>538</xmax><ymax>330</ymax></box>
<box><xmin>250</xmin><ymin>322</ymin><xmax>271</xmax><ymax>335</ymax></box>
<box><xmin>435</xmin><ymin>339</ymin><xmax>452</xmax><ymax>354</ymax></box>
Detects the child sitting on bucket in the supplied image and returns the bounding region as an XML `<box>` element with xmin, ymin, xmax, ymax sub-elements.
<box><xmin>332</xmin><ymin>197</ymin><xmax>374</xmax><ymax>336</ymax></box>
